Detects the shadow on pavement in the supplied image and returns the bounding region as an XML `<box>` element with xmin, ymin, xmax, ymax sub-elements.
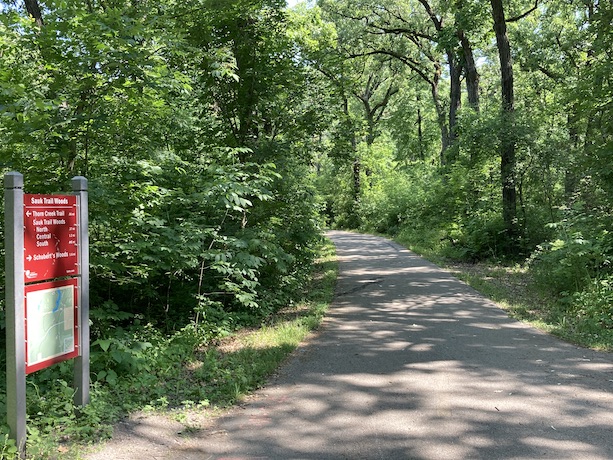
<box><xmin>89</xmin><ymin>231</ymin><xmax>613</xmax><ymax>460</ymax></box>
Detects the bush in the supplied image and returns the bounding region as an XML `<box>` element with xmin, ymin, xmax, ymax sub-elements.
<box><xmin>528</xmin><ymin>202</ymin><xmax>613</xmax><ymax>296</ymax></box>
<box><xmin>445</xmin><ymin>215</ymin><xmax>509</xmax><ymax>261</ymax></box>
<box><xmin>529</xmin><ymin>235</ymin><xmax>601</xmax><ymax>295</ymax></box>
<box><xmin>571</xmin><ymin>277</ymin><xmax>613</xmax><ymax>331</ymax></box>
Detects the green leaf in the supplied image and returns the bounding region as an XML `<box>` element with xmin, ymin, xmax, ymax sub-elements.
<box><xmin>106</xmin><ymin>369</ymin><xmax>119</xmax><ymax>386</ymax></box>
<box><xmin>95</xmin><ymin>339</ymin><xmax>112</xmax><ymax>352</ymax></box>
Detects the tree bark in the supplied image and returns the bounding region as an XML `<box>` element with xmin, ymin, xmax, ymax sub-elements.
<box><xmin>431</xmin><ymin>71</ymin><xmax>450</xmax><ymax>166</ymax></box>
<box><xmin>565</xmin><ymin>109</ymin><xmax>580</xmax><ymax>199</ymax></box>
<box><xmin>458</xmin><ymin>29</ymin><xmax>480</xmax><ymax>110</ymax></box>
<box><xmin>356</xmin><ymin>76</ymin><xmax>398</xmax><ymax>147</ymax></box>
<box><xmin>490</xmin><ymin>0</ymin><xmax>518</xmax><ymax>250</ymax></box>
<box><xmin>24</xmin><ymin>0</ymin><xmax>43</xmax><ymax>27</ymax></box>
<box><xmin>341</xmin><ymin>95</ymin><xmax>361</xmax><ymax>226</ymax></box>
<box><xmin>448</xmin><ymin>51</ymin><xmax>463</xmax><ymax>159</ymax></box>
<box><xmin>417</xmin><ymin>94</ymin><xmax>425</xmax><ymax>161</ymax></box>
<box><xmin>417</xmin><ymin>0</ymin><xmax>462</xmax><ymax>163</ymax></box>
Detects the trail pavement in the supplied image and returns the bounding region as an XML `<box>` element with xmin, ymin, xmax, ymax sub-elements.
<box><xmin>86</xmin><ymin>231</ymin><xmax>613</xmax><ymax>459</ymax></box>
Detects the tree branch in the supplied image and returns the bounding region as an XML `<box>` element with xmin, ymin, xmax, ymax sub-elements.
<box><xmin>536</xmin><ymin>65</ymin><xmax>563</xmax><ymax>80</ymax></box>
<box><xmin>351</xmin><ymin>49</ymin><xmax>433</xmax><ymax>87</ymax></box>
<box><xmin>372</xmin><ymin>83</ymin><xmax>399</xmax><ymax>124</ymax></box>
<box><xmin>417</xmin><ymin>0</ymin><xmax>442</xmax><ymax>30</ymax></box>
<box><xmin>365</xmin><ymin>26</ymin><xmax>434</xmax><ymax>41</ymax></box>
<box><xmin>507</xmin><ymin>0</ymin><xmax>539</xmax><ymax>23</ymax></box>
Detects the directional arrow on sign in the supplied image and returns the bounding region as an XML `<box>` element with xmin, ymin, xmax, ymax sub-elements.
<box><xmin>23</xmin><ymin>194</ymin><xmax>79</xmax><ymax>283</ymax></box>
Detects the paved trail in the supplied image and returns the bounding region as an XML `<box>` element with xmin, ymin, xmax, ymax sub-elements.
<box><xmin>87</xmin><ymin>231</ymin><xmax>613</xmax><ymax>459</ymax></box>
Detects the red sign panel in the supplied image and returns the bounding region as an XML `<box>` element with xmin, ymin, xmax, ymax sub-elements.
<box><xmin>24</xmin><ymin>194</ymin><xmax>79</xmax><ymax>283</ymax></box>
<box><xmin>24</xmin><ymin>278</ymin><xmax>79</xmax><ymax>374</ymax></box>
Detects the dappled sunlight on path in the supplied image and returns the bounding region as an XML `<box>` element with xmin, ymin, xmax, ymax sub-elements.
<box><xmin>88</xmin><ymin>231</ymin><xmax>613</xmax><ymax>460</ymax></box>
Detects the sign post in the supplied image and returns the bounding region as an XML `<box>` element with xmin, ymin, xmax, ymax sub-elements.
<box><xmin>4</xmin><ymin>172</ymin><xmax>27</xmax><ymax>456</ymax></box>
<box><xmin>72</xmin><ymin>176</ymin><xmax>90</xmax><ymax>406</ymax></box>
<box><xmin>3</xmin><ymin>172</ymin><xmax>90</xmax><ymax>457</ymax></box>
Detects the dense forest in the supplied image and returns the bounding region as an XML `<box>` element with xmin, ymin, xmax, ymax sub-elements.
<box><xmin>0</xmin><ymin>0</ymin><xmax>611</xmax><ymax>455</ymax></box>
<box><xmin>307</xmin><ymin>0</ymin><xmax>612</xmax><ymax>335</ymax></box>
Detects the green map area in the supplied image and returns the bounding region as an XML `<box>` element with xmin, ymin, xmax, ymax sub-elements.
<box><xmin>26</xmin><ymin>284</ymin><xmax>75</xmax><ymax>366</ymax></box>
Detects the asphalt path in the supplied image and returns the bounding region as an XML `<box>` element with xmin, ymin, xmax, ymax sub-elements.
<box><xmin>88</xmin><ymin>231</ymin><xmax>613</xmax><ymax>459</ymax></box>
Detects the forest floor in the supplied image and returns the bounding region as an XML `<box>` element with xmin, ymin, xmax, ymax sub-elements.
<box><xmin>447</xmin><ymin>262</ymin><xmax>530</xmax><ymax>297</ymax></box>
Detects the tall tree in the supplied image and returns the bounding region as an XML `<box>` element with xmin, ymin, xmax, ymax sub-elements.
<box><xmin>490</xmin><ymin>0</ymin><xmax>518</xmax><ymax>248</ymax></box>
<box><xmin>186</xmin><ymin>0</ymin><xmax>297</xmax><ymax>157</ymax></box>
<box><xmin>293</xmin><ymin>4</ymin><xmax>402</xmax><ymax>226</ymax></box>
<box><xmin>320</xmin><ymin>0</ymin><xmax>483</xmax><ymax>164</ymax></box>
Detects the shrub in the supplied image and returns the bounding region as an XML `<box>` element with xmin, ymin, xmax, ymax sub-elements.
<box><xmin>570</xmin><ymin>277</ymin><xmax>613</xmax><ymax>331</ymax></box>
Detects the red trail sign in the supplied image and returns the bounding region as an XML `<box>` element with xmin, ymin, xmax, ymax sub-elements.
<box><xmin>23</xmin><ymin>194</ymin><xmax>79</xmax><ymax>283</ymax></box>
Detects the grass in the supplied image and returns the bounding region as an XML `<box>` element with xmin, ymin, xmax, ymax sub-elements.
<box><xmin>179</xmin><ymin>242</ymin><xmax>337</xmax><ymax>411</ymax></box>
<box><xmin>443</xmin><ymin>262</ymin><xmax>556</xmax><ymax>325</ymax></box>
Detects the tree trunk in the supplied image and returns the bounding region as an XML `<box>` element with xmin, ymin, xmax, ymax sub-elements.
<box><xmin>448</xmin><ymin>51</ymin><xmax>462</xmax><ymax>162</ymax></box>
<box><xmin>458</xmin><ymin>29</ymin><xmax>480</xmax><ymax>110</ymax></box>
<box><xmin>24</xmin><ymin>0</ymin><xmax>43</xmax><ymax>26</ymax></box>
<box><xmin>417</xmin><ymin>0</ymin><xmax>460</xmax><ymax>164</ymax></box>
<box><xmin>490</xmin><ymin>0</ymin><xmax>518</xmax><ymax>251</ymax></box>
<box><xmin>565</xmin><ymin>110</ymin><xmax>580</xmax><ymax>199</ymax></box>
<box><xmin>352</xmin><ymin>157</ymin><xmax>361</xmax><ymax>203</ymax></box>
<box><xmin>232</xmin><ymin>17</ymin><xmax>258</xmax><ymax>151</ymax></box>
<box><xmin>417</xmin><ymin>95</ymin><xmax>425</xmax><ymax>161</ymax></box>
<box><xmin>342</xmin><ymin>96</ymin><xmax>361</xmax><ymax>227</ymax></box>
<box><xmin>429</xmin><ymin>64</ymin><xmax>450</xmax><ymax>166</ymax></box>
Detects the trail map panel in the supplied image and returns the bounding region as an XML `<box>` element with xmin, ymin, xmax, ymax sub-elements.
<box><xmin>24</xmin><ymin>194</ymin><xmax>78</xmax><ymax>283</ymax></box>
<box><xmin>25</xmin><ymin>279</ymin><xmax>79</xmax><ymax>374</ymax></box>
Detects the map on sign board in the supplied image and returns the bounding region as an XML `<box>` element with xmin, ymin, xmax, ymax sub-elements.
<box><xmin>25</xmin><ymin>280</ymin><xmax>79</xmax><ymax>373</ymax></box>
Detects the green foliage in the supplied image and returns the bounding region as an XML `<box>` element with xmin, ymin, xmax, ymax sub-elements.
<box><xmin>0</xmin><ymin>0</ymin><xmax>329</xmax><ymax>455</ymax></box>
<box><xmin>0</xmin><ymin>429</ymin><xmax>18</xmax><ymax>460</ymax></box>
<box><xmin>359</xmin><ymin>161</ymin><xmax>437</xmax><ymax>236</ymax></box>
<box><xmin>530</xmin><ymin>234</ymin><xmax>597</xmax><ymax>296</ymax></box>
<box><xmin>568</xmin><ymin>276</ymin><xmax>613</xmax><ymax>335</ymax></box>
<box><xmin>0</xmin><ymin>0</ymin><xmax>325</xmax><ymax>331</ymax></box>
<box><xmin>318</xmin><ymin>161</ymin><xmax>359</xmax><ymax>229</ymax></box>
<box><xmin>529</xmin><ymin>200</ymin><xmax>613</xmax><ymax>295</ymax></box>
<box><xmin>0</xmin><ymin>238</ymin><xmax>335</xmax><ymax>457</ymax></box>
<box><xmin>88</xmin><ymin>154</ymin><xmax>297</xmax><ymax>326</ymax></box>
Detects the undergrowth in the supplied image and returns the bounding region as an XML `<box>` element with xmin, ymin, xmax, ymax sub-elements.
<box><xmin>0</xmin><ymin>239</ymin><xmax>337</xmax><ymax>459</ymax></box>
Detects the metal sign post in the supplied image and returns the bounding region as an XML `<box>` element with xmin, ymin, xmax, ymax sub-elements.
<box><xmin>72</xmin><ymin>176</ymin><xmax>90</xmax><ymax>407</ymax></box>
<box><xmin>4</xmin><ymin>172</ymin><xmax>27</xmax><ymax>456</ymax></box>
